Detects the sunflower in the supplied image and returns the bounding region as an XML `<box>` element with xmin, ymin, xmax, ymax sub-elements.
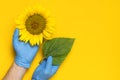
<box><xmin>16</xmin><ymin>6</ymin><xmax>55</xmax><ymax>46</ymax></box>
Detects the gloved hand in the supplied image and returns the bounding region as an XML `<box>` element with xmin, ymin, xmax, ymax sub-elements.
<box><xmin>32</xmin><ymin>56</ymin><xmax>59</xmax><ymax>80</ymax></box>
<box><xmin>13</xmin><ymin>29</ymin><xmax>39</xmax><ymax>68</ymax></box>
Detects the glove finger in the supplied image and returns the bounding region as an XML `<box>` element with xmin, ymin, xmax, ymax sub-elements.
<box><xmin>32</xmin><ymin>45</ymin><xmax>39</xmax><ymax>51</ymax></box>
<box><xmin>13</xmin><ymin>28</ymin><xmax>19</xmax><ymax>44</ymax></box>
<box><xmin>51</xmin><ymin>66</ymin><xmax>59</xmax><ymax>75</ymax></box>
<box><xmin>33</xmin><ymin>60</ymin><xmax>46</xmax><ymax>77</ymax></box>
<box><xmin>36</xmin><ymin>60</ymin><xmax>46</xmax><ymax>71</ymax></box>
<box><xmin>45</xmin><ymin>56</ymin><xmax>52</xmax><ymax>73</ymax></box>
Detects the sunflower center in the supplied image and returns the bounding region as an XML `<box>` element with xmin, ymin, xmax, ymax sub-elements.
<box><xmin>25</xmin><ymin>14</ymin><xmax>46</xmax><ymax>35</ymax></box>
<box><xmin>31</xmin><ymin>21</ymin><xmax>39</xmax><ymax>29</ymax></box>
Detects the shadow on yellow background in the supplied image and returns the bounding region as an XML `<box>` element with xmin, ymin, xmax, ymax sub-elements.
<box><xmin>0</xmin><ymin>0</ymin><xmax>120</xmax><ymax>80</ymax></box>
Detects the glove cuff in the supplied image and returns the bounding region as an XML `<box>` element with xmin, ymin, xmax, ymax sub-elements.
<box><xmin>32</xmin><ymin>77</ymin><xmax>48</xmax><ymax>80</ymax></box>
<box><xmin>32</xmin><ymin>79</ymin><xmax>48</xmax><ymax>80</ymax></box>
<box><xmin>15</xmin><ymin>56</ymin><xmax>30</xmax><ymax>68</ymax></box>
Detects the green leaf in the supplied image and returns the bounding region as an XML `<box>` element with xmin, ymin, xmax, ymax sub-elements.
<box><xmin>42</xmin><ymin>38</ymin><xmax>75</xmax><ymax>65</ymax></box>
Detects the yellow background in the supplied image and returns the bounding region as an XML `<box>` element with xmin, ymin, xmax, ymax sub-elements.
<box><xmin>0</xmin><ymin>0</ymin><xmax>120</xmax><ymax>80</ymax></box>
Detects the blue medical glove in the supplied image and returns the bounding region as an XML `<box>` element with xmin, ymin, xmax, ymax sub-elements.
<box><xmin>32</xmin><ymin>56</ymin><xmax>59</xmax><ymax>80</ymax></box>
<box><xmin>13</xmin><ymin>29</ymin><xmax>39</xmax><ymax>68</ymax></box>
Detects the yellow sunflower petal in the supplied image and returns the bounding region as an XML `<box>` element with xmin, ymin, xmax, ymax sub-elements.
<box><xmin>45</xmin><ymin>26</ymin><xmax>55</xmax><ymax>33</ymax></box>
<box><xmin>19</xmin><ymin>29</ymin><xmax>26</xmax><ymax>36</ymax></box>
<box><xmin>29</xmin><ymin>36</ymin><xmax>35</xmax><ymax>46</ymax></box>
<box><xmin>34</xmin><ymin>35</ymin><xmax>40</xmax><ymax>45</ymax></box>
<box><xmin>16</xmin><ymin>25</ymin><xmax>25</xmax><ymax>29</ymax></box>
<box><xmin>43</xmin><ymin>30</ymin><xmax>52</xmax><ymax>39</ymax></box>
<box><xmin>19</xmin><ymin>35</ymin><xmax>25</xmax><ymax>41</ymax></box>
